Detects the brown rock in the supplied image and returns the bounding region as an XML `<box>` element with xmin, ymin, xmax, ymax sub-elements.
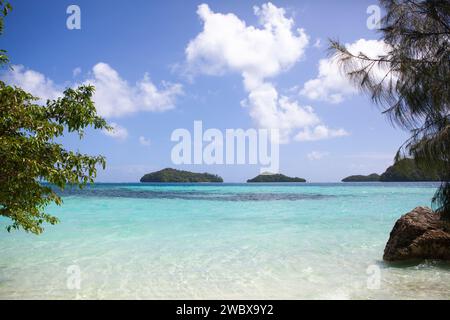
<box><xmin>383</xmin><ymin>206</ymin><xmax>450</xmax><ymax>261</ymax></box>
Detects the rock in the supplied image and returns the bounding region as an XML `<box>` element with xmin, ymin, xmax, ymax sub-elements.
<box><xmin>383</xmin><ymin>207</ymin><xmax>450</xmax><ymax>261</ymax></box>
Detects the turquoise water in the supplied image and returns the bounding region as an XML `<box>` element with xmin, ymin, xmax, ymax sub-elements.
<box><xmin>1</xmin><ymin>182</ymin><xmax>449</xmax><ymax>299</ymax></box>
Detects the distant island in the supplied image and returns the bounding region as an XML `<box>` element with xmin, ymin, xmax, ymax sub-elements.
<box><xmin>247</xmin><ymin>173</ymin><xmax>306</xmax><ymax>183</ymax></box>
<box><xmin>342</xmin><ymin>158</ymin><xmax>440</xmax><ymax>182</ymax></box>
<box><xmin>140</xmin><ymin>168</ymin><xmax>223</xmax><ymax>183</ymax></box>
<box><xmin>342</xmin><ymin>173</ymin><xmax>381</xmax><ymax>182</ymax></box>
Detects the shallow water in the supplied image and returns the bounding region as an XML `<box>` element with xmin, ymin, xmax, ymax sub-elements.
<box><xmin>1</xmin><ymin>182</ymin><xmax>449</xmax><ymax>299</ymax></box>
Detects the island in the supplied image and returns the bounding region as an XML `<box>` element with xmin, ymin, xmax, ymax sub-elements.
<box><xmin>342</xmin><ymin>173</ymin><xmax>381</xmax><ymax>182</ymax></box>
<box><xmin>379</xmin><ymin>158</ymin><xmax>439</xmax><ymax>182</ymax></box>
<box><xmin>342</xmin><ymin>158</ymin><xmax>440</xmax><ymax>182</ymax></box>
<box><xmin>247</xmin><ymin>173</ymin><xmax>306</xmax><ymax>183</ymax></box>
<box><xmin>140</xmin><ymin>168</ymin><xmax>223</xmax><ymax>183</ymax></box>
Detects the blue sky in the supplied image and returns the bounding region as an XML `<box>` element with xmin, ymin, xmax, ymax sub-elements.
<box><xmin>1</xmin><ymin>0</ymin><xmax>409</xmax><ymax>182</ymax></box>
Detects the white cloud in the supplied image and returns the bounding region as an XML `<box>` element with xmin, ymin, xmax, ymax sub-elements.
<box><xmin>72</xmin><ymin>67</ymin><xmax>82</xmax><ymax>77</ymax></box>
<box><xmin>301</xmin><ymin>58</ymin><xmax>357</xmax><ymax>104</ymax></box>
<box><xmin>139</xmin><ymin>136</ymin><xmax>151</xmax><ymax>146</ymax></box>
<box><xmin>186</xmin><ymin>3</ymin><xmax>309</xmax><ymax>81</ymax></box>
<box><xmin>185</xmin><ymin>3</ymin><xmax>344</xmax><ymax>143</ymax></box>
<box><xmin>85</xmin><ymin>62</ymin><xmax>183</xmax><ymax>118</ymax></box>
<box><xmin>295</xmin><ymin>125</ymin><xmax>349</xmax><ymax>141</ymax></box>
<box><xmin>301</xmin><ymin>38</ymin><xmax>390</xmax><ymax>104</ymax></box>
<box><xmin>243</xmin><ymin>82</ymin><xmax>321</xmax><ymax>142</ymax></box>
<box><xmin>1</xmin><ymin>63</ymin><xmax>183</xmax><ymax>119</ymax></box>
<box><xmin>102</xmin><ymin>122</ymin><xmax>128</xmax><ymax>140</ymax></box>
<box><xmin>1</xmin><ymin>65</ymin><xmax>62</xmax><ymax>102</ymax></box>
<box><xmin>307</xmin><ymin>151</ymin><xmax>329</xmax><ymax>160</ymax></box>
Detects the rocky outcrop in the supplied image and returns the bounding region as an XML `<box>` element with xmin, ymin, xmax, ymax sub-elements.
<box><xmin>383</xmin><ymin>207</ymin><xmax>450</xmax><ymax>261</ymax></box>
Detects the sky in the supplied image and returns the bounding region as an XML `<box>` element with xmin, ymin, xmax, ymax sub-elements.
<box><xmin>0</xmin><ymin>0</ymin><xmax>410</xmax><ymax>182</ymax></box>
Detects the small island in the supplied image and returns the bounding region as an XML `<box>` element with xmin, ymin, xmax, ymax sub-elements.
<box><xmin>247</xmin><ymin>173</ymin><xmax>306</xmax><ymax>183</ymax></box>
<box><xmin>342</xmin><ymin>173</ymin><xmax>381</xmax><ymax>182</ymax></box>
<box><xmin>342</xmin><ymin>158</ymin><xmax>440</xmax><ymax>182</ymax></box>
<box><xmin>140</xmin><ymin>168</ymin><xmax>223</xmax><ymax>183</ymax></box>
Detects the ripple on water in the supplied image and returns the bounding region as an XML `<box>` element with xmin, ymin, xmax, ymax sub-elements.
<box><xmin>0</xmin><ymin>183</ymin><xmax>448</xmax><ymax>299</ymax></box>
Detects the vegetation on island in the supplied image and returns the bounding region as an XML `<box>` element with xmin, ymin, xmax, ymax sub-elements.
<box><xmin>380</xmin><ymin>158</ymin><xmax>440</xmax><ymax>182</ymax></box>
<box><xmin>342</xmin><ymin>159</ymin><xmax>440</xmax><ymax>182</ymax></box>
<box><xmin>330</xmin><ymin>0</ymin><xmax>449</xmax><ymax>218</ymax></box>
<box><xmin>342</xmin><ymin>173</ymin><xmax>381</xmax><ymax>182</ymax></box>
<box><xmin>0</xmin><ymin>2</ymin><xmax>110</xmax><ymax>234</ymax></box>
<box><xmin>247</xmin><ymin>173</ymin><xmax>306</xmax><ymax>183</ymax></box>
<box><xmin>140</xmin><ymin>168</ymin><xmax>223</xmax><ymax>183</ymax></box>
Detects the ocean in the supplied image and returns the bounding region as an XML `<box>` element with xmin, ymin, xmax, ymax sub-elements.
<box><xmin>1</xmin><ymin>182</ymin><xmax>449</xmax><ymax>299</ymax></box>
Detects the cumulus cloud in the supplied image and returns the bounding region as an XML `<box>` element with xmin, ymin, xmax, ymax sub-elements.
<box><xmin>186</xmin><ymin>3</ymin><xmax>309</xmax><ymax>81</ymax></box>
<box><xmin>0</xmin><ymin>66</ymin><xmax>175</xmax><ymax>142</ymax></box>
<box><xmin>307</xmin><ymin>151</ymin><xmax>329</xmax><ymax>160</ymax></box>
<box><xmin>102</xmin><ymin>122</ymin><xmax>128</xmax><ymax>140</ymax></box>
<box><xmin>301</xmin><ymin>39</ymin><xmax>390</xmax><ymax>103</ymax></box>
<box><xmin>139</xmin><ymin>136</ymin><xmax>151</xmax><ymax>146</ymax></box>
<box><xmin>85</xmin><ymin>63</ymin><xmax>183</xmax><ymax>118</ymax></box>
<box><xmin>1</xmin><ymin>63</ymin><xmax>183</xmax><ymax>119</ymax></box>
<box><xmin>242</xmin><ymin>83</ymin><xmax>322</xmax><ymax>142</ymax></box>
<box><xmin>185</xmin><ymin>3</ymin><xmax>347</xmax><ymax>143</ymax></box>
<box><xmin>1</xmin><ymin>65</ymin><xmax>62</xmax><ymax>102</ymax></box>
<box><xmin>295</xmin><ymin>125</ymin><xmax>349</xmax><ymax>141</ymax></box>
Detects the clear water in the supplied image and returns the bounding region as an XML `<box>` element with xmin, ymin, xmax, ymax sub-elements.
<box><xmin>1</xmin><ymin>182</ymin><xmax>449</xmax><ymax>300</ymax></box>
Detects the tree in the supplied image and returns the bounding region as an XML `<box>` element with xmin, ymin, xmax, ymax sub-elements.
<box><xmin>0</xmin><ymin>0</ymin><xmax>11</xmax><ymax>65</ymax></box>
<box><xmin>330</xmin><ymin>0</ymin><xmax>449</xmax><ymax>218</ymax></box>
<box><xmin>0</xmin><ymin>2</ymin><xmax>110</xmax><ymax>234</ymax></box>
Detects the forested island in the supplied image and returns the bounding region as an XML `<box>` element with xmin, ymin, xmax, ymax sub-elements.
<box><xmin>342</xmin><ymin>173</ymin><xmax>381</xmax><ymax>182</ymax></box>
<box><xmin>342</xmin><ymin>159</ymin><xmax>440</xmax><ymax>182</ymax></box>
<box><xmin>247</xmin><ymin>173</ymin><xmax>306</xmax><ymax>183</ymax></box>
<box><xmin>140</xmin><ymin>168</ymin><xmax>223</xmax><ymax>183</ymax></box>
